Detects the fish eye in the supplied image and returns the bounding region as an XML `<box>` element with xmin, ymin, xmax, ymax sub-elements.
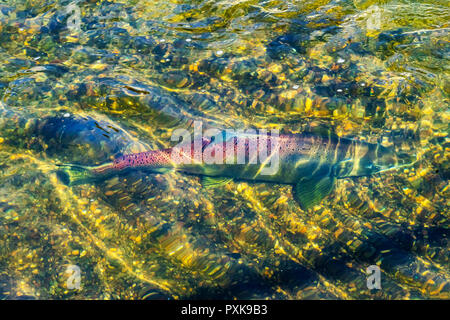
<box><xmin>365</xmin><ymin>163</ymin><xmax>380</xmax><ymax>171</ymax></box>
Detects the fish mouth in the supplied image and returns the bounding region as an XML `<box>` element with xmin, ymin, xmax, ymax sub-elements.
<box><xmin>376</xmin><ymin>152</ymin><xmax>418</xmax><ymax>174</ymax></box>
<box><xmin>396</xmin><ymin>152</ymin><xmax>416</xmax><ymax>165</ymax></box>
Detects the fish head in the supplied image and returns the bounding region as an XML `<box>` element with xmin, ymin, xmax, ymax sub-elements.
<box><xmin>356</xmin><ymin>144</ymin><xmax>415</xmax><ymax>176</ymax></box>
<box><xmin>371</xmin><ymin>145</ymin><xmax>416</xmax><ymax>174</ymax></box>
<box><xmin>336</xmin><ymin>143</ymin><xmax>415</xmax><ymax>178</ymax></box>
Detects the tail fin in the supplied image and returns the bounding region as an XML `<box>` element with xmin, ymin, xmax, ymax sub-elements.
<box><xmin>56</xmin><ymin>164</ymin><xmax>100</xmax><ymax>186</ymax></box>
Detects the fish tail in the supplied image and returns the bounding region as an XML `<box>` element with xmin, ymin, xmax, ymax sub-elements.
<box><xmin>56</xmin><ymin>164</ymin><xmax>103</xmax><ymax>186</ymax></box>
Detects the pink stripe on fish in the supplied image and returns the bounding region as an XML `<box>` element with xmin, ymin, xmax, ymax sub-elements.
<box><xmin>113</xmin><ymin>149</ymin><xmax>173</xmax><ymax>170</ymax></box>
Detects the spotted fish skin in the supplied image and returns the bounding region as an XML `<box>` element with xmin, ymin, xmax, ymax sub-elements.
<box><xmin>59</xmin><ymin>131</ymin><xmax>412</xmax><ymax>210</ymax></box>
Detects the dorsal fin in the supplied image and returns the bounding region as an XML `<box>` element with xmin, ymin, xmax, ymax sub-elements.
<box><xmin>302</xmin><ymin>122</ymin><xmax>339</xmax><ymax>140</ymax></box>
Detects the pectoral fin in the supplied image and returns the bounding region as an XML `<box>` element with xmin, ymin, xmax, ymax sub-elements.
<box><xmin>293</xmin><ymin>176</ymin><xmax>335</xmax><ymax>210</ymax></box>
<box><xmin>201</xmin><ymin>176</ymin><xmax>233</xmax><ymax>188</ymax></box>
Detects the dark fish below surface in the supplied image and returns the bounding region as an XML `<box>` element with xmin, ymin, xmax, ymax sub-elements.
<box><xmin>0</xmin><ymin>103</ymin><xmax>149</xmax><ymax>165</ymax></box>
<box><xmin>58</xmin><ymin>130</ymin><xmax>415</xmax><ymax>210</ymax></box>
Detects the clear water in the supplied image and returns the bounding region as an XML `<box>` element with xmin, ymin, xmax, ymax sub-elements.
<box><xmin>0</xmin><ymin>0</ymin><xmax>448</xmax><ymax>299</ymax></box>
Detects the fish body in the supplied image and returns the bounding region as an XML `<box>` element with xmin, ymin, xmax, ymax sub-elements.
<box><xmin>58</xmin><ymin>131</ymin><xmax>413</xmax><ymax>210</ymax></box>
